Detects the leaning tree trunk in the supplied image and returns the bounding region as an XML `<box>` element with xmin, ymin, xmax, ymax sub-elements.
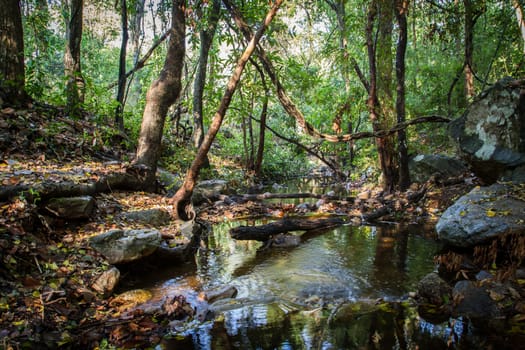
<box><xmin>170</xmin><ymin>0</ymin><xmax>284</xmax><ymax>221</ymax></box>
<box><xmin>64</xmin><ymin>0</ymin><xmax>85</xmax><ymax>117</ymax></box>
<box><xmin>0</xmin><ymin>0</ymin><xmax>27</xmax><ymax>106</ymax></box>
<box><xmin>132</xmin><ymin>0</ymin><xmax>185</xmax><ymax>191</ymax></box>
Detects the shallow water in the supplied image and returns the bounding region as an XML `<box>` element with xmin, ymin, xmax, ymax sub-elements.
<box><xmin>197</xmin><ymin>222</ymin><xmax>437</xmax><ymax>304</ymax></box>
<box><xmin>127</xmin><ymin>218</ymin><xmax>472</xmax><ymax>349</ymax></box>
<box><xmin>120</xmin><ymin>211</ymin><xmax>525</xmax><ymax>350</ymax></box>
<box><xmin>117</xmin><ymin>176</ymin><xmax>524</xmax><ymax>349</ymax></box>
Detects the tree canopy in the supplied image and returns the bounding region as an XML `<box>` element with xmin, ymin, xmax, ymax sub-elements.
<box><xmin>2</xmin><ymin>0</ymin><xmax>523</xmax><ymax>194</ymax></box>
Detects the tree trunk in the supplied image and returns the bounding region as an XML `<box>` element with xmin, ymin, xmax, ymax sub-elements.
<box><xmin>115</xmin><ymin>0</ymin><xmax>129</xmax><ymax>133</ymax></box>
<box><xmin>133</xmin><ymin>0</ymin><xmax>186</xmax><ymax>191</ymax></box>
<box><xmin>395</xmin><ymin>0</ymin><xmax>410</xmax><ymax>190</ymax></box>
<box><xmin>130</xmin><ymin>0</ymin><xmax>145</xmax><ymax>63</ymax></box>
<box><xmin>463</xmin><ymin>0</ymin><xmax>475</xmax><ymax>101</ymax></box>
<box><xmin>0</xmin><ymin>0</ymin><xmax>27</xmax><ymax>106</ymax></box>
<box><xmin>31</xmin><ymin>0</ymin><xmax>51</xmax><ymax>55</ymax></box>
<box><xmin>64</xmin><ymin>0</ymin><xmax>85</xmax><ymax>117</ymax></box>
<box><xmin>254</xmin><ymin>62</ymin><xmax>268</xmax><ymax>176</ymax></box>
<box><xmin>128</xmin><ymin>0</ymin><xmax>145</xmax><ymax>105</ymax></box>
<box><xmin>325</xmin><ymin>0</ymin><xmax>354</xmax><ymax>165</ymax></box>
<box><xmin>192</xmin><ymin>0</ymin><xmax>221</xmax><ymax>151</ymax></box>
<box><xmin>514</xmin><ymin>0</ymin><xmax>525</xmax><ymax>55</ymax></box>
<box><xmin>377</xmin><ymin>0</ymin><xmax>398</xmax><ymax>193</ymax></box>
<box><xmin>170</xmin><ymin>1</ymin><xmax>284</xmax><ymax>221</ymax></box>
<box><xmin>367</xmin><ymin>0</ymin><xmax>398</xmax><ymax>193</ymax></box>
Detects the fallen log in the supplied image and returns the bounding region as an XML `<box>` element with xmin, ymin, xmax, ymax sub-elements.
<box><xmin>230</xmin><ymin>217</ymin><xmax>346</xmax><ymax>241</ymax></box>
<box><xmin>360</xmin><ymin>205</ymin><xmax>392</xmax><ymax>222</ymax></box>
<box><xmin>233</xmin><ymin>192</ymin><xmax>353</xmax><ymax>203</ymax></box>
<box><xmin>0</xmin><ymin>172</ymin><xmax>146</xmax><ymax>202</ymax></box>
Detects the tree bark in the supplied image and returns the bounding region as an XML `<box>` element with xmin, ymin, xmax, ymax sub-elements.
<box><xmin>377</xmin><ymin>0</ymin><xmax>398</xmax><ymax>193</ymax></box>
<box><xmin>0</xmin><ymin>0</ymin><xmax>27</xmax><ymax>106</ymax></box>
<box><xmin>192</xmin><ymin>0</ymin><xmax>221</xmax><ymax>150</ymax></box>
<box><xmin>64</xmin><ymin>0</ymin><xmax>85</xmax><ymax>117</ymax></box>
<box><xmin>170</xmin><ymin>0</ymin><xmax>284</xmax><ymax>221</ymax></box>
<box><xmin>366</xmin><ymin>0</ymin><xmax>399</xmax><ymax>193</ymax></box>
<box><xmin>230</xmin><ymin>217</ymin><xmax>346</xmax><ymax>241</ymax></box>
<box><xmin>395</xmin><ymin>0</ymin><xmax>410</xmax><ymax>190</ymax></box>
<box><xmin>130</xmin><ymin>0</ymin><xmax>145</xmax><ymax>63</ymax></box>
<box><xmin>133</xmin><ymin>0</ymin><xmax>186</xmax><ymax>191</ymax></box>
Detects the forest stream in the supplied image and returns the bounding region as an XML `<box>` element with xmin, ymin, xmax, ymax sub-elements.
<box><xmin>104</xmin><ymin>179</ymin><xmax>519</xmax><ymax>350</ymax></box>
<box><xmin>131</xmin><ymin>221</ymin><xmax>442</xmax><ymax>349</ymax></box>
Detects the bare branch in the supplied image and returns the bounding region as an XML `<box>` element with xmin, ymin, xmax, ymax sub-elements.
<box><xmin>107</xmin><ymin>29</ymin><xmax>171</xmax><ymax>89</ymax></box>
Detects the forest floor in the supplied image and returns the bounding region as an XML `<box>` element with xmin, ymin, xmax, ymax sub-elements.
<box><xmin>0</xmin><ymin>106</ymin><xmax>476</xmax><ymax>348</ymax></box>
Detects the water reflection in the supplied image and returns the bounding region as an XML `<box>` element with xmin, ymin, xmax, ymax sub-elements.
<box><xmin>153</xmin><ymin>221</ymin><xmax>452</xmax><ymax>349</ymax></box>
<box><xmin>206</xmin><ymin>223</ymin><xmax>439</xmax><ymax>302</ymax></box>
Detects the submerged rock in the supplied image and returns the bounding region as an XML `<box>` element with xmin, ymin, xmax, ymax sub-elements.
<box><xmin>110</xmin><ymin>289</ymin><xmax>153</xmax><ymax>310</ymax></box>
<box><xmin>436</xmin><ymin>183</ymin><xmax>525</xmax><ymax>248</ymax></box>
<box><xmin>199</xmin><ymin>285</ymin><xmax>238</xmax><ymax>304</ymax></box>
<box><xmin>417</xmin><ymin>272</ymin><xmax>452</xmax><ymax>306</ymax></box>
<box><xmin>452</xmin><ymin>280</ymin><xmax>502</xmax><ymax>320</ymax></box>
<box><xmin>269</xmin><ymin>234</ymin><xmax>301</xmax><ymax>248</ymax></box>
<box><xmin>91</xmin><ymin>266</ymin><xmax>120</xmax><ymax>296</ymax></box>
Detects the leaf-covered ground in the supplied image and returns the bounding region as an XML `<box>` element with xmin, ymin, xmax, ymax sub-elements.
<box><xmin>0</xmin><ymin>106</ymin><xmax>198</xmax><ymax>348</ymax></box>
<box><xmin>0</xmin><ymin>106</ymin><xmax>479</xmax><ymax>348</ymax></box>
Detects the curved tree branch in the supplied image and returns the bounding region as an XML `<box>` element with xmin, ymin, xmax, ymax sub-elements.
<box><xmin>224</xmin><ymin>0</ymin><xmax>449</xmax><ymax>145</ymax></box>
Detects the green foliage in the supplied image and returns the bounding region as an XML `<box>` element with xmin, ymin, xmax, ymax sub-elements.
<box><xmin>17</xmin><ymin>0</ymin><xmax>525</xmax><ymax>185</ymax></box>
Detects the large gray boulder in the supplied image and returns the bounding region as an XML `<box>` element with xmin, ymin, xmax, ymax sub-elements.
<box><xmin>436</xmin><ymin>183</ymin><xmax>525</xmax><ymax>247</ymax></box>
<box><xmin>89</xmin><ymin>229</ymin><xmax>161</xmax><ymax>264</ymax></box>
<box><xmin>449</xmin><ymin>77</ymin><xmax>525</xmax><ymax>183</ymax></box>
<box><xmin>409</xmin><ymin>154</ymin><xmax>467</xmax><ymax>183</ymax></box>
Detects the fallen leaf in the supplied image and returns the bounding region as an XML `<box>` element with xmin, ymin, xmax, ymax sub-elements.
<box><xmin>486</xmin><ymin>209</ymin><xmax>496</xmax><ymax>217</ymax></box>
<box><xmin>488</xmin><ymin>290</ymin><xmax>505</xmax><ymax>301</ymax></box>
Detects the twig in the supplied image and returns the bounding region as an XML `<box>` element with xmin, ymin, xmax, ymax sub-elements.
<box><xmin>34</xmin><ymin>255</ymin><xmax>43</xmax><ymax>274</ymax></box>
<box><xmin>43</xmin><ymin>297</ymin><xmax>68</xmax><ymax>305</ymax></box>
